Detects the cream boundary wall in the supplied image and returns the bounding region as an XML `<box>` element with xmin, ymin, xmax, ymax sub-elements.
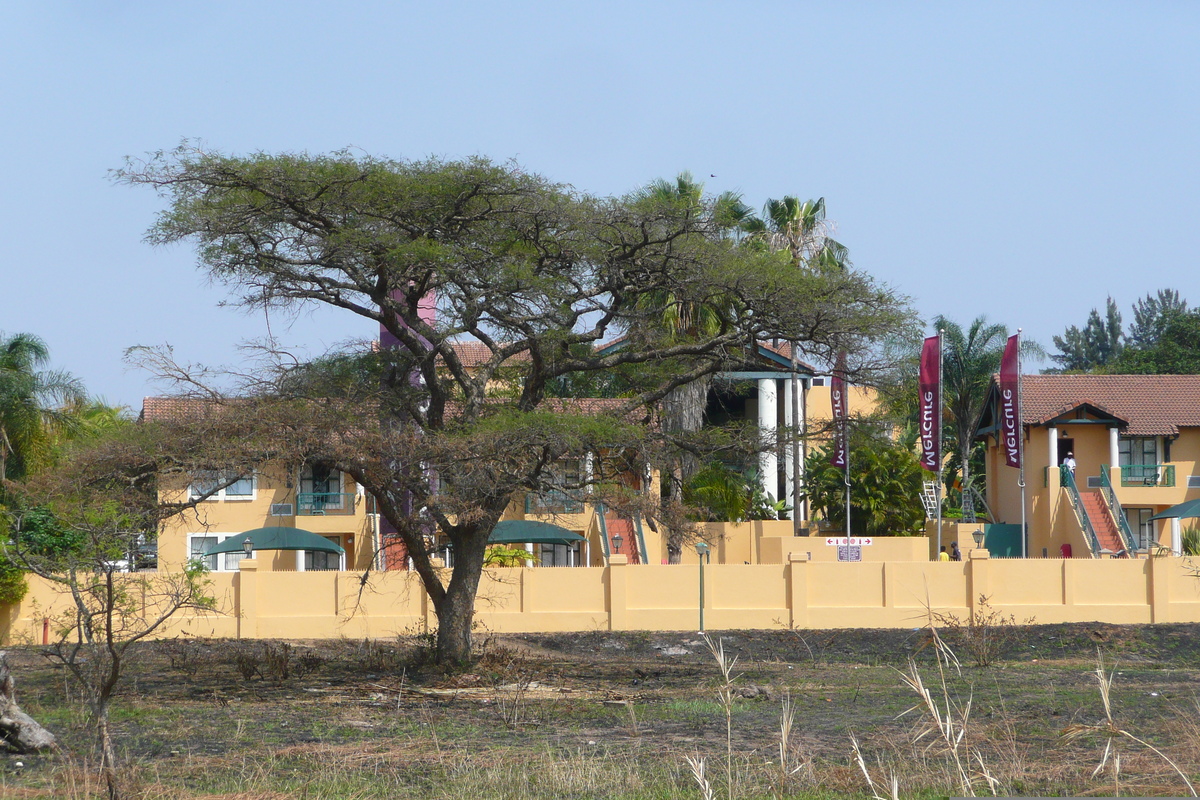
<box><xmin>8</xmin><ymin>552</ymin><xmax>1200</xmax><ymax>643</ymax></box>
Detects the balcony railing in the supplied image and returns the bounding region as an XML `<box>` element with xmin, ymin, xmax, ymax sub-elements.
<box><xmin>525</xmin><ymin>490</ymin><xmax>583</xmax><ymax>514</ymax></box>
<box><xmin>297</xmin><ymin>492</ymin><xmax>357</xmax><ymax>516</ymax></box>
<box><xmin>1120</xmin><ymin>464</ymin><xmax>1175</xmax><ymax>487</ymax></box>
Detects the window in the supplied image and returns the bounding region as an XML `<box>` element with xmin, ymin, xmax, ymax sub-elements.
<box><xmin>299</xmin><ymin>463</ymin><xmax>346</xmax><ymax>514</ymax></box>
<box><xmin>188</xmin><ymin>534</ymin><xmax>248</xmax><ymax>571</ymax></box>
<box><xmin>189</xmin><ymin>471</ymin><xmax>255</xmax><ymax>501</ymax></box>
<box><xmin>1123</xmin><ymin>508</ymin><xmax>1156</xmax><ymax>551</ymax></box>
<box><xmin>526</xmin><ymin>460</ymin><xmax>584</xmax><ymax>513</ymax></box>
<box><xmin>1119</xmin><ymin>437</ymin><xmax>1158</xmax><ymax>482</ymax></box>
<box><xmin>304</xmin><ymin>536</ymin><xmax>343</xmax><ymax>571</ymax></box>
<box><xmin>539</xmin><ymin>541</ymin><xmax>580</xmax><ymax>567</ymax></box>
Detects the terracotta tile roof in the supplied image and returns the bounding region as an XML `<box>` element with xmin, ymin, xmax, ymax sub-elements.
<box><xmin>1019</xmin><ymin>374</ymin><xmax>1200</xmax><ymax>436</ymax></box>
<box><xmin>140</xmin><ymin>396</ymin><xmax>214</xmax><ymax>421</ymax></box>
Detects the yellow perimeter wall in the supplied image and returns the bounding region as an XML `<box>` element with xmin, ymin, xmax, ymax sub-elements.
<box><xmin>6</xmin><ymin>552</ymin><xmax>1200</xmax><ymax>643</ymax></box>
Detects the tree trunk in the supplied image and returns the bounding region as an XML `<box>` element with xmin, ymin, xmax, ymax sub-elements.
<box><xmin>98</xmin><ymin>708</ymin><xmax>119</xmax><ymax>800</ymax></box>
<box><xmin>432</xmin><ymin>529</ymin><xmax>488</xmax><ymax>665</ymax></box>
<box><xmin>0</xmin><ymin>653</ymin><xmax>55</xmax><ymax>753</ymax></box>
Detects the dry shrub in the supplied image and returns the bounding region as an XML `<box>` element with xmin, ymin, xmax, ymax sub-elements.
<box><xmin>932</xmin><ymin>594</ymin><xmax>1033</xmax><ymax>667</ymax></box>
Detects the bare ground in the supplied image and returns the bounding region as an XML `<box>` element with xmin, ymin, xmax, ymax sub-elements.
<box><xmin>1</xmin><ymin>622</ymin><xmax>1199</xmax><ymax>797</ymax></box>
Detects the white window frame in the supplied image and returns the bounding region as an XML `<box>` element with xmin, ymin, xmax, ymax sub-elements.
<box><xmin>187</xmin><ymin>533</ymin><xmax>250</xmax><ymax>572</ymax></box>
<box><xmin>189</xmin><ymin>471</ymin><xmax>257</xmax><ymax>502</ymax></box>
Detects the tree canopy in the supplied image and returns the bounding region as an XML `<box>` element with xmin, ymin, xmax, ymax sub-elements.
<box><xmin>118</xmin><ymin>146</ymin><xmax>915</xmax><ymax>662</ymax></box>
<box><xmin>1048</xmin><ymin>289</ymin><xmax>1198</xmax><ymax>375</ymax></box>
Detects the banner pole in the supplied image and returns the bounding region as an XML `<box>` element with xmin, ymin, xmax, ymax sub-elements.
<box><xmin>1017</xmin><ymin>328</ymin><xmax>1026</xmax><ymax>558</ymax></box>
<box><xmin>937</xmin><ymin>329</ymin><xmax>944</xmax><ymax>558</ymax></box>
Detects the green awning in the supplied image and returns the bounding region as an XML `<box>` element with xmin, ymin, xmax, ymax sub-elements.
<box><xmin>202</xmin><ymin>527</ymin><xmax>346</xmax><ymax>557</ymax></box>
<box><xmin>1150</xmin><ymin>498</ymin><xmax>1200</xmax><ymax>521</ymax></box>
<box><xmin>489</xmin><ymin>520</ymin><xmax>585</xmax><ymax>546</ymax></box>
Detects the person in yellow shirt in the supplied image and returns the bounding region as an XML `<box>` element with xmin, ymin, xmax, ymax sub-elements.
<box><xmin>938</xmin><ymin>546</ymin><xmax>950</xmax><ymax>562</ymax></box>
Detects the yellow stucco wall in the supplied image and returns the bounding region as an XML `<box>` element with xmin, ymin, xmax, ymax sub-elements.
<box><xmin>159</xmin><ymin>463</ymin><xmax>375</xmax><ymax>573</ymax></box>
<box><xmin>9</xmin><ymin>550</ymin><xmax>1200</xmax><ymax>643</ymax></box>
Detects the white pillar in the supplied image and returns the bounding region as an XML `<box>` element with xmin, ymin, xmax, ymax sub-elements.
<box><xmin>1109</xmin><ymin>427</ymin><xmax>1120</xmax><ymax>478</ymax></box>
<box><xmin>1048</xmin><ymin>426</ymin><xmax>1059</xmax><ymax>475</ymax></box>
<box><xmin>295</xmin><ymin>550</ymin><xmax>306</xmax><ymax>572</ymax></box>
<box><xmin>758</xmin><ymin>378</ymin><xmax>778</xmax><ymax>503</ymax></box>
<box><xmin>525</xmin><ymin>542</ymin><xmax>534</xmax><ymax>568</ymax></box>
<box><xmin>783</xmin><ymin>377</ymin><xmax>795</xmax><ymax>520</ymax></box>
<box><xmin>1171</xmin><ymin>517</ymin><xmax>1182</xmax><ymax>556</ymax></box>
<box><xmin>798</xmin><ymin>378</ymin><xmax>807</xmax><ymax>521</ymax></box>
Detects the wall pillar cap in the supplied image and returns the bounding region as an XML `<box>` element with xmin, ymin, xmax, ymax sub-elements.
<box><xmin>608</xmin><ymin>554</ymin><xmax>628</xmax><ymax>566</ymax></box>
<box><xmin>969</xmin><ymin>549</ymin><xmax>991</xmax><ymax>560</ymax></box>
<box><xmin>238</xmin><ymin>559</ymin><xmax>259</xmax><ymax>571</ymax></box>
<box><xmin>788</xmin><ymin>552</ymin><xmax>811</xmax><ymax>562</ymax></box>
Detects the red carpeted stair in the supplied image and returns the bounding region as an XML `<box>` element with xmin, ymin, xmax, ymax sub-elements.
<box><xmin>1079</xmin><ymin>491</ymin><xmax>1125</xmax><ymax>555</ymax></box>
<box><xmin>604</xmin><ymin>516</ymin><xmax>639</xmax><ymax>563</ymax></box>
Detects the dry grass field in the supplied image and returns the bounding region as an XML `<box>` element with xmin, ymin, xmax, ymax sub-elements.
<box><xmin>1</xmin><ymin>621</ymin><xmax>1200</xmax><ymax>798</ymax></box>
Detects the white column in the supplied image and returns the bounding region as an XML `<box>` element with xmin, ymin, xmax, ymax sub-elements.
<box><xmin>798</xmin><ymin>378</ymin><xmax>807</xmax><ymax>521</ymax></box>
<box><xmin>295</xmin><ymin>550</ymin><xmax>306</xmax><ymax>572</ymax></box>
<box><xmin>758</xmin><ymin>378</ymin><xmax>779</xmax><ymax>503</ymax></box>
<box><xmin>525</xmin><ymin>542</ymin><xmax>534</xmax><ymax>568</ymax></box>
<box><xmin>1171</xmin><ymin>517</ymin><xmax>1182</xmax><ymax>556</ymax></box>
<box><xmin>1108</xmin><ymin>426</ymin><xmax>1120</xmax><ymax>483</ymax></box>
<box><xmin>783</xmin><ymin>377</ymin><xmax>795</xmax><ymax>520</ymax></box>
<box><xmin>1048</xmin><ymin>426</ymin><xmax>1059</xmax><ymax>475</ymax></box>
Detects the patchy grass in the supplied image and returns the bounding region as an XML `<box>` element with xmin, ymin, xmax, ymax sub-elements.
<box><xmin>0</xmin><ymin>623</ymin><xmax>1199</xmax><ymax>797</ymax></box>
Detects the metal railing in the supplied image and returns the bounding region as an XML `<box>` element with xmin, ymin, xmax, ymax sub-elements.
<box><xmin>1120</xmin><ymin>464</ymin><xmax>1175</xmax><ymax>487</ymax></box>
<box><xmin>1098</xmin><ymin>465</ymin><xmax>1138</xmax><ymax>555</ymax></box>
<box><xmin>525</xmin><ymin>490</ymin><xmax>584</xmax><ymax>514</ymax></box>
<box><xmin>296</xmin><ymin>492</ymin><xmax>357</xmax><ymax>516</ymax></box>
<box><xmin>1060</xmin><ymin>468</ymin><xmax>1102</xmax><ymax>556</ymax></box>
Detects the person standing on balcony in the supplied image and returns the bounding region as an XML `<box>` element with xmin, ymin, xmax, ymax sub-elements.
<box><xmin>1062</xmin><ymin>452</ymin><xmax>1076</xmax><ymax>474</ymax></box>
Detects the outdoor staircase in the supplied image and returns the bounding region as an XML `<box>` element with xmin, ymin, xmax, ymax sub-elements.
<box><xmin>604</xmin><ymin>514</ymin><xmax>639</xmax><ymax>564</ymax></box>
<box><xmin>1078</xmin><ymin>491</ymin><xmax>1126</xmax><ymax>555</ymax></box>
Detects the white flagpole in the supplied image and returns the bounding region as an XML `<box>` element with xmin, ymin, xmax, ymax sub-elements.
<box><xmin>1017</xmin><ymin>328</ymin><xmax>1026</xmax><ymax>558</ymax></box>
<box><xmin>936</xmin><ymin>329</ymin><xmax>944</xmax><ymax>557</ymax></box>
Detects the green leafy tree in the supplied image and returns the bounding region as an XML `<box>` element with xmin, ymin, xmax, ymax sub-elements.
<box><xmin>1106</xmin><ymin>310</ymin><xmax>1200</xmax><ymax>374</ymax></box>
<box><xmin>1050</xmin><ymin>296</ymin><xmax>1124</xmax><ymax>372</ymax></box>
<box><xmin>0</xmin><ymin>332</ymin><xmax>86</xmax><ymax>483</ymax></box>
<box><xmin>118</xmin><ymin>147</ymin><xmax>914</xmax><ymax>664</ymax></box>
<box><xmin>803</xmin><ymin>426</ymin><xmax>925</xmax><ymax>536</ymax></box>
<box><xmin>1127</xmin><ymin>289</ymin><xmax>1189</xmax><ymax>349</ymax></box>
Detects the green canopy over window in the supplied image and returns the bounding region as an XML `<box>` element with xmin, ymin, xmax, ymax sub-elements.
<box><xmin>488</xmin><ymin>520</ymin><xmax>585</xmax><ymax>546</ymax></box>
<box><xmin>1149</xmin><ymin>498</ymin><xmax>1200</xmax><ymax>521</ymax></box>
<box><xmin>202</xmin><ymin>527</ymin><xmax>346</xmax><ymax>557</ymax></box>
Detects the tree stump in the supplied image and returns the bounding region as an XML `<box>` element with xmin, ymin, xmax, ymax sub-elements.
<box><xmin>0</xmin><ymin>652</ymin><xmax>56</xmax><ymax>752</ymax></box>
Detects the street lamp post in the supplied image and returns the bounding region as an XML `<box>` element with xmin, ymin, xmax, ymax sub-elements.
<box><xmin>695</xmin><ymin>542</ymin><xmax>711</xmax><ymax>632</ymax></box>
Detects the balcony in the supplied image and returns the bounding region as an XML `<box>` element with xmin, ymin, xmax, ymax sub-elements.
<box><xmin>1120</xmin><ymin>464</ymin><xmax>1175</xmax><ymax>488</ymax></box>
<box><xmin>525</xmin><ymin>490</ymin><xmax>583</xmax><ymax>515</ymax></box>
<box><xmin>297</xmin><ymin>492</ymin><xmax>358</xmax><ymax>516</ymax></box>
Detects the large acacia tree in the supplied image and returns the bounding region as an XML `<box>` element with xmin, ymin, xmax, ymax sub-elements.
<box><xmin>119</xmin><ymin>147</ymin><xmax>912</xmax><ymax>663</ymax></box>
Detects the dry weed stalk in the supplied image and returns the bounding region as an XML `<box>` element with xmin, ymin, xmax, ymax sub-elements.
<box><xmin>703</xmin><ymin>634</ymin><xmax>741</xmax><ymax>800</ymax></box>
<box><xmin>686</xmin><ymin>755</ymin><xmax>717</xmax><ymax>800</ymax></box>
<box><xmin>894</xmin><ymin>615</ymin><xmax>999</xmax><ymax>796</ymax></box>
<box><xmin>850</xmin><ymin>735</ymin><xmax>899</xmax><ymax>800</ymax></box>
<box><xmin>1061</xmin><ymin>651</ymin><xmax>1197</xmax><ymax>797</ymax></box>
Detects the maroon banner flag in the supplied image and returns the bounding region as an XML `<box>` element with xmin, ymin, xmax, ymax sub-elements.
<box><xmin>830</xmin><ymin>352</ymin><xmax>848</xmax><ymax>468</ymax></box>
<box><xmin>999</xmin><ymin>333</ymin><xmax>1021</xmax><ymax>469</ymax></box>
<box><xmin>918</xmin><ymin>335</ymin><xmax>941</xmax><ymax>472</ymax></box>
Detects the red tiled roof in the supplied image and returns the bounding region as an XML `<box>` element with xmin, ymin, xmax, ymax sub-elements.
<box><xmin>140</xmin><ymin>396</ymin><xmax>213</xmax><ymax>421</ymax></box>
<box><xmin>1020</xmin><ymin>375</ymin><xmax>1200</xmax><ymax>436</ymax></box>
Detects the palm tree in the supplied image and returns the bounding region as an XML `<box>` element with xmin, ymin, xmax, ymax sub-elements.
<box><xmin>742</xmin><ymin>196</ymin><xmax>849</xmax><ymax>271</ymax></box>
<box><xmin>0</xmin><ymin>332</ymin><xmax>86</xmax><ymax>483</ymax></box>
<box><xmin>934</xmin><ymin>316</ymin><xmax>1011</xmax><ymax>521</ymax></box>
<box><xmin>633</xmin><ymin>173</ymin><xmax>751</xmax><ymax>560</ymax></box>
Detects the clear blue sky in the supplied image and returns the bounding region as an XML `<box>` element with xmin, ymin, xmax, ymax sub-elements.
<box><xmin>3</xmin><ymin>2</ymin><xmax>1197</xmax><ymax>410</ymax></box>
